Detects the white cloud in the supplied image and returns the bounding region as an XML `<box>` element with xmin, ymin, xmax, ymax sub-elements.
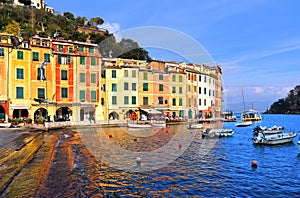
<box><xmin>254</xmin><ymin>87</ymin><xmax>264</xmax><ymax>94</ymax></box>
<box><xmin>98</xmin><ymin>22</ymin><xmax>120</xmax><ymax>34</ymax></box>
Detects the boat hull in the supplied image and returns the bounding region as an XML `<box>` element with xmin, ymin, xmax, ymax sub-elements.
<box><xmin>253</xmin><ymin>132</ymin><xmax>296</xmax><ymax>145</ymax></box>
<box><xmin>128</xmin><ymin>123</ymin><xmax>152</xmax><ymax>128</ymax></box>
<box><xmin>203</xmin><ymin>128</ymin><xmax>234</xmax><ymax>138</ymax></box>
<box><xmin>187</xmin><ymin>124</ymin><xmax>203</xmax><ymax>129</ymax></box>
<box><xmin>0</xmin><ymin>122</ymin><xmax>11</xmax><ymax>128</ymax></box>
<box><xmin>235</xmin><ymin>121</ymin><xmax>252</xmax><ymax>127</ymax></box>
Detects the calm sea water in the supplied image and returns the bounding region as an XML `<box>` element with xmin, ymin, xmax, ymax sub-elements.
<box><xmin>80</xmin><ymin>114</ymin><xmax>300</xmax><ymax>197</ymax></box>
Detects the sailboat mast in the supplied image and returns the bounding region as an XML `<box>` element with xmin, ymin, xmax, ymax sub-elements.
<box><xmin>241</xmin><ymin>85</ymin><xmax>246</xmax><ymax>111</ymax></box>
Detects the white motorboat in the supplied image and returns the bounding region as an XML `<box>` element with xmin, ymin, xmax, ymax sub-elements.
<box><xmin>235</xmin><ymin>121</ymin><xmax>252</xmax><ymax>127</ymax></box>
<box><xmin>0</xmin><ymin>122</ymin><xmax>11</xmax><ymax>128</ymax></box>
<box><xmin>202</xmin><ymin>128</ymin><xmax>234</xmax><ymax>138</ymax></box>
<box><xmin>252</xmin><ymin>132</ymin><xmax>296</xmax><ymax>145</ymax></box>
<box><xmin>128</xmin><ymin>122</ymin><xmax>152</xmax><ymax>128</ymax></box>
<box><xmin>187</xmin><ymin>123</ymin><xmax>204</xmax><ymax>129</ymax></box>
<box><xmin>253</xmin><ymin>125</ymin><xmax>284</xmax><ymax>134</ymax></box>
<box><xmin>150</xmin><ymin>120</ymin><xmax>166</xmax><ymax>128</ymax></box>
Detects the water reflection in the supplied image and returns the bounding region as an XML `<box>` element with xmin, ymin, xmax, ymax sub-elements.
<box><xmin>77</xmin><ymin>123</ymin><xmax>226</xmax><ymax>196</ymax></box>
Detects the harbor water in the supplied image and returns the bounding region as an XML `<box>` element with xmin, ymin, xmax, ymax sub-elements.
<box><xmin>77</xmin><ymin>114</ymin><xmax>300</xmax><ymax>197</ymax></box>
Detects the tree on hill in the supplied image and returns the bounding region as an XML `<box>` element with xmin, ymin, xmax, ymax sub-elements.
<box><xmin>265</xmin><ymin>85</ymin><xmax>300</xmax><ymax>114</ymax></box>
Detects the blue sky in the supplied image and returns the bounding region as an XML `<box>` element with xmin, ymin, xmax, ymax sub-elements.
<box><xmin>47</xmin><ymin>0</ymin><xmax>300</xmax><ymax>112</ymax></box>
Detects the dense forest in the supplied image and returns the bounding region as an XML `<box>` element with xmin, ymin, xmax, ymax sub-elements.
<box><xmin>265</xmin><ymin>85</ymin><xmax>300</xmax><ymax>114</ymax></box>
<box><xmin>0</xmin><ymin>3</ymin><xmax>151</xmax><ymax>60</ymax></box>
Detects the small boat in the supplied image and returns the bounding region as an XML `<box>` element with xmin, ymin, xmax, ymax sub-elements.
<box><xmin>253</xmin><ymin>125</ymin><xmax>284</xmax><ymax>134</ymax></box>
<box><xmin>222</xmin><ymin>111</ymin><xmax>237</xmax><ymax>122</ymax></box>
<box><xmin>0</xmin><ymin>122</ymin><xmax>11</xmax><ymax>128</ymax></box>
<box><xmin>235</xmin><ymin>121</ymin><xmax>252</xmax><ymax>127</ymax></box>
<box><xmin>241</xmin><ymin>109</ymin><xmax>262</xmax><ymax>122</ymax></box>
<box><xmin>150</xmin><ymin>120</ymin><xmax>166</xmax><ymax>128</ymax></box>
<box><xmin>187</xmin><ymin>123</ymin><xmax>204</xmax><ymax>129</ymax></box>
<box><xmin>298</xmin><ymin>141</ymin><xmax>300</xmax><ymax>152</ymax></box>
<box><xmin>202</xmin><ymin>128</ymin><xmax>234</xmax><ymax>138</ymax></box>
<box><xmin>252</xmin><ymin>132</ymin><xmax>296</xmax><ymax>145</ymax></box>
<box><xmin>128</xmin><ymin>122</ymin><xmax>152</xmax><ymax>128</ymax></box>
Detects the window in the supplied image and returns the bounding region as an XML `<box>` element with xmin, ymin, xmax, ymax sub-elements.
<box><xmin>16</xmin><ymin>68</ymin><xmax>24</xmax><ymax>79</ymax></box>
<box><xmin>91</xmin><ymin>74</ymin><xmax>96</xmax><ymax>83</ymax></box>
<box><xmin>159</xmin><ymin>84</ymin><xmax>164</xmax><ymax>91</ymax></box>
<box><xmin>37</xmin><ymin>68</ymin><xmax>46</xmax><ymax>80</ymax></box>
<box><xmin>61</xmin><ymin>70</ymin><xmax>68</xmax><ymax>80</ymax></box>
<box><xmin>16</xmin><ymin>87</ymin><xmax>24</xmax><ymax>98</ymax></box>
<box><xmin>143</xmin><ymin>83</ymin><xmax>148</xmax><ymax>91</ymax></box>
<box><xmin>58</xmin><ymin>55</ymin><xmax>62</xmax><ymax>64</ymax></box>
<box><xmin>143</xmin><ymin>97</ymin><xmax>148</xmax><ymax>105</ymax></box>
<box><xmin>199</xmin><ymin>75</ymin><xmax>201</xmax><ymax>81</ymax></box>
<box><xmin>199</xmin><ymin>99</ymin><xmax>201</xmax><ymax>106</ymax></box>
<box><xmin>67</xmin><ymin>56</ymin><xmax>71</xmax><ymax>65</ymax></box>
<box><xmin>124</xmin><ymin>96</ymin><xmax>129</xmax><ymax>105</ymax></box>
<box><xmin>88</xmin><ymin>47</ymin><xmax>94</xmax><ymax>53</ymax></box>
<box><xmin>158</xmin><ymin>97</ymin><xmax>163</xmax><ymax>104</ymax></box>
<box><xmin>17</xmin><ymin>51</ymin><xmax>23</xmax><ymax>59</ymax></box>
<box><xmin>188</xmin><ymin>85</ymin><xmax>191</xmax><ymax>92</ymax></box>
<box><xmin>143</xmin><ymin>72</ymin><xmax>148</xmax><ymax>80</ymax></box>
<box><xmin>112</xmin><ymin>96</ymin><xmax>117</xmax><ymax>105</ymax></box>
<box><xmin>58</xmin><ymin>45</ymin><xmax>63</xmax><ymax>52</ymax></box>
<box><xmin>188</xmin><ymin>73</ymin><xmax>191</xmax><ymax>80</ymax></box>
<box><xmin>44</xmin><ymin>53</ymin><xmax>50</xmax><ymax>62</ymax></box>
<box><xmin>80</xmin><ymin>73</ymin><xmax>85</xmax><ymax>83</ymax></box>
<box><xmin>204</xmin><ymin>88</ymin><xmax>207</xmax><ymax>95</ymax></box>
<box><xmin>78</xmin><ymin>46</ymin><xmax>84</xmax><ymax>52</ymax></box>
<box><xmin>199</xmin><ymin>87</ymin><xmax>201</xmax><ymax>94</ymax></box>
<box><xmin>188</xmin><ymin>98</ymin><xmax>191</xmax><ymax>107</ymax></box>
<box><xmin>172</xmin><ymin>87</ymin><xmax>176</xmax><ymax>94</ymax></box>
<box><xmin>91</xmin><ymin>91</ymin><xmax>96</xmax><ymax>102</ymax></box>
<box><xmin>112</xmin><ymin>83</ymin><xmax>117</xmax><ymax>92</ymax></box>
<box><xmin>194</xmin><ymin>86</ymin><xmax>197</xmax><ymax>93</ymax></box>
<box><xmin>80</xmin><ymin>57</ymin><xmax>86</xmax><ymax>65</ymax></box>
<box><xmin>0</xmin><ymin>48</ymin><xmax>4</xmax><ymax>57</ymax></box>
<box><xmin>101</xmin><ymin>98</ymin><xmax>105</xmax><ymax>105</ymax></box>
<box><xmin>124</xmin><ymin>82</ymin><xmax>129</xmax><ymax>90</ymax></box>
<box><xmin>179</xmin><ymin>98</ymin><xmax>183</xmax><ymax>106</ymax></box>
<box><xmin>172</xmin><ymin>75</ymin><xmax>176</xmax><ymax>82</ymax></box>
<box><xmin>61</xmin><ymin>88</ymin><xmax>68</xmax><ymax>98</ymax></box>
<box><xmin>204</xmin><ymin>99</ymin><xmax>207</xmax><ymax>106</ymax></box>
<box><xmin>179</xmin><ymin>87</ymin><xmax>182</xmax><ymax>94</ymax></box>
<box><xmin>209</xmin><ymin>90</ymin><xmax>211</xmax><ymax>96</ymax></box>
<box><xmin>204</xmin><ymin>76</ymin><xmax>207</xmax><ymax>82</ymax></box>
<box><xmin>80</xmin><ymin>90</ymin><xmax>85</xmax><ymax>101</ymax></box>
<box><xmin>159</xmin><ymin>74</ymin><xmax>163</xmax><ymax>80</ymax></box>
<box><xmin>179</xmin><ymin>75</ymin><xmax>182</xmax><ymax>82</ymax></box>
<box><xmin>132</xmin><ymin>96</ymin><xmax>136</xmax><ymax>105</ymax></box>
<box><xmin>37</xmin><ymin>88</ymin><xmax>45</xmax><ymax>99</ymax></box>
<box><xmin>124</xmin><ymin>70</ymin><xmax>128</xmax><ymax>77</ymax></box>
<box><xmin>132</xmin><ymin>70</ymin><xmax>136</xmax><ymax>78</ymax></box>
<box><xmin>194</xmin><ymin>98</ymin><xmax>197</xmax><ymax>107</ymax></box>
<box><xmin>33</xmin><ymin>52</ymin><xmax>39</xmax><ymax>61</ymax></box>
<box><xmin>91</xmin><ymin>57</ymin><xmax>96</xmax><ymax>66</ymax></box>
<box><xmin>58</xmin><ymin>55</ymin><xmax>70</xmax><ymax>65</ymax></box>
<box><xmin>112</xmin><ymin>70</ymin><xmax>116</xmax><ymax>78</ymax></box>
<box><xmin>165</xmin><ymin>100</ymin><xmax>168</xmax><ymax>104</ymax></box>
<box><xmin>132</xmin><ymin>83</ymin><xmax>136</xmax><ymax>91</ymax></box>
<box><xmin>213</xmin><ymin>90</ymin><xmax>215</xmax><ymax>97</ymax></box>
<box><xmin>172</xmin><ymin>98</ymin><xmax>176</xmax><ymax>106</ymax></box>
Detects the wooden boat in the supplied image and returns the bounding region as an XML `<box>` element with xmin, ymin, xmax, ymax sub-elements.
<box><xmin>202</xmin><ymin>128</ymin><xmax>234</xmax><ymax>138</ymax></box>
<box><xmin>128</xmin><ymin>122</ymin><xmax>152</xmax><ymax>128</ymax></box>
<box><xmin>253</xmin><ymin>125</ymin><xmax>284</xmax><ymax>134</ymax></box>
<box><xmin>187</xmin><ymin>123</ymin><xmax>204</xmax><ymax>129</ymax></box>
<box><xmin>252</xmin><ymin>132</ymin><xmax>296</xmax><ymax>145</ymax></box>
<box><xmin>0</xmin><ymin>122</ymin><xmax>11</xmax><ymax>128</ymax></box>
<box><xmin>235</xmin><ymin>121</ymin><xmax>252</xmax><ymax>127</ymax></box>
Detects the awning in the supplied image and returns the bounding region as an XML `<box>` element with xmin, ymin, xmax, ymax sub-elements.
<box><xmin>141</xmin><ymin>109</ymin><xmax>162</xmax><ymax>114</ymax></box>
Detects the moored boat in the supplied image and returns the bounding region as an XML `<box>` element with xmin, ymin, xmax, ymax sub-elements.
<box><xmin>128</xmin><ymin>122</ymin><xmax>152</xmax><ymax>128</ymax></box>
<box><xmin>235</xmin><ymin>121</ymin><xmax>252</xmax><ymax>127</ymax></box>
<box><xmin>0</xmin><ymin>122</ymin><xmax>11</xmax><ymax>128</ymax></box>
<box><xmin>187</xmin><ymin>123</ymin><xmax>204</xmax><ymax>129</ymax></box>
<box><xmin>253</xmin><ymin>125</ymin><xmax>284</xmax><ymax>135</ymax></box>
<box><xmin>202</xmin><ymin>128</ymin><xmax>234</xmax><ymax>138</ymax></box>
<box><xmin>150</xmin><ymin>120</ymin><xmax>166</xmax><ymax>128</ymax></box>
<box><xmin>252</xmin><ymin>132</ymin><xmax>296</xmax><ymax>145</ymax></box>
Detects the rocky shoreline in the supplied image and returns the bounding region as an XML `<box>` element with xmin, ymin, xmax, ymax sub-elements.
<box><xmin>0</xmin><ymin>128</ymin><xmax>105</xmax><ymax>197</ymax></box>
